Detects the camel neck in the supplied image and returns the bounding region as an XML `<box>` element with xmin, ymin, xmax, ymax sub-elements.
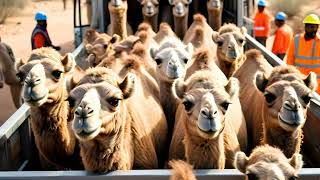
<box><xmin>218</xmin><ymin>57</ymin><xmax>232</xmax><ymax>78</ymax></box>
<box><xmin>184</xmin><ymin>125</ymin><xmax>225</xmax><ymax>169</ymax></box>
<box><xmin>144</xmin><ymin>14</ymin><xmax>158</xmax><ymax>32</ymax></box>
<box><xmin>208</xmin><ymin>8</ymin><xmax>222</xmax><ymax>31</ymax></box>
<box><xmin>110</xmin><ymin>8</ymin><xmax>128</xmax><ymax>39</ymax></box>
<box><xmin>263</xmin><ymin>125</ymin><xmax>302</xmax><ymax>158</ymax></box>
<box><xmin>174</xmin><ymin>15</ymin><xmax>188</xmax><ymax>40</ymax></box>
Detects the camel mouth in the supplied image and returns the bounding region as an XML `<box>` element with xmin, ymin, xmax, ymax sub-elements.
<box><xmin>278</xmin><ymin>108</ymin><xmax>305</xmax><ymax>131</ymax></box>
<box><xmin>226</xmin><ymin>50</ymin><xmax>238</xmax><ymax>60</ymax></box>
<box><xmin>75</xmin><ymin>126</ymin><xmax>100</xmax><ymax>140</ymax></box>
<box><xmin>197</xmin><ymin>115</ymin><xmax>222</xmax><ymax>137</ymax></box>
<box><xmin>166</xmin><ymin>66</ymin><xmax>184</xmax><ymax>79</ymax></box>
<box><xmin>24</xmin><ymin>91</ymin><xmax>48</xmax><ymax>107</ymax></box>
<box><xmin>208</xmin><ymin>0</ymin><xmax>221</xmax><ymax>9</ymax></box>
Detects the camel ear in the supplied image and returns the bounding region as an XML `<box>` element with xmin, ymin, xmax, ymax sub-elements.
<box><xmin>255</xmin><ymin>72</ymin><xmax>268</xmax><ymax>92</ymax></box>
<box><xmin>172</xmin><ymin>78</ymin><xmax>186</xmax><ymax>99</ymax></box>
<box><xmin>187</xmin><ymin>0</ymin><xmax>192</xmax><ymax>4</ymax></box>
<box><xmin>168</xmin><ymin>0</ymin><xmax>174</xmax><ymax>5</ymax></box>
<box><xmin>225</xmin><ymin>77</ymin><xmax>240</xmax><ymax>100</ymax></box>
<box><xmin>304</xmin><ymin>72</ymin><xmax>317</xmax><ymax>91</ymax></box>
<box><xmin>137</xmin><ymin>0</ymin><xmax>142</xmax><ymax>3</ymax></box>
<box><xmin>85</xmin><ymin>44</ymin><xmax>93</xmax><ymax>53</ymax></box>
<box><xmin>185</xmin><ymin>43</ymin><xmax>194</xmax><ymax>55</ymax></box>
<box><xmin>150</xmin><ymin>47</ymin><xmax>158</xmax><ymax>59</ymax></box>
<box><xmin>234</xmin><ymin>151</ymin><xmax>249</xmax><ymax>173</ymax></box>
<box><xmin>212</xmin><ymin>31</ymin><xmax>220</xmax><ymax>43</ymax></box>
<box><xmin>119</xmin><ymin>73</ymin><xmax>136</xmax><ymax>99</ymax></box>
<box><xmin>61</xmin><ymin>53</ymin><xmax>76</xmax><ymax>73</ymax></box>
<box><xmin>65</xmin><ymin>66</ymin><xmax>85</xmax><ymax>92</ymax></box>
<box><xmin>240</xmin><ymin>26</ymin><xmax>247</xmax><ymax>35</ymax></box>
<box><xmin>289</xmin><ymin>153</ymin><xmax>303</xmax><ymax>171</ymax></box>
<box><xmin>110</xmin><ymin>34</ymin><xmax>121</xmax><ymax>44</ymax></box>
<box><xmin>14</xmin><ymin>57</ymin><xmax>27</xmax><ymax>72</ymax></box>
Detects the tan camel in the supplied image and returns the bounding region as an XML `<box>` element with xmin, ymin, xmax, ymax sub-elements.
<box><xmin>169</xmin><ymin>0</ymin><xmax>192</xmax><ymax>40</ymax></box>
<box><xmin>69</xmin><ymin>66</ymin><xmax>167</xmax><ymax>172</ymax></box>
<box><xmin>234</xmin><ymin>144</ymin><xmax>303</xmax><ymax>180</ymax></box>
<box><xmin>183</xmin><ymin>14</ymin><xmax>218</xmax><ymax>51</ymax></box>
<box><xmin>136</xmin><ymin>22</ymin><xmax>157</xmax><ymax>37</ymax></box>
<box><xmin>139</xmin><ymin>0</ymin><xmax>159</xmax><ymax>32</ymax></box>
<box><xmin>207</xmin><ymin>0</ymin><xmax>224</xmax><ymax>31</ymax></box>
<box><xmin>212</xmin><ymin>23</ymin><xmax>247</xmax><ymax>78</ymax></box>
<box><xmin>154</xmin><ymin>22</ymin><xmax>177</xmax><ymax>44</ymax></box>
<box><xmin>107</xmin><ymin>0</ymin><xmax>133</xmax><ymax>39</ymax></box>
<box><xmin>169</xmin><ymin>69</ymin><xmax>246</xmax><ymax>169</ymax></box>
<box><xmin>0</xmin><ymin>42</ymin><xmax>22</xmax><ymax>108</ymax></box>
<box><xmin>150</xmin><ymin>36</ymin><xmax>193</xmax><ymax>141</ymax></box>
<box><xmin>169</xmin><ymin>160</ymin><xmax>196</xmax><ymax>180</ymax></box>
<box><xmin>233</xmin><ymin>49</ymin><xmax>317</xmax><ymax>157</ymax></box>
<box><xmin>16</xmin><ymin>47</ymin><xmax>82</xmax><ymax>170</ymax></box>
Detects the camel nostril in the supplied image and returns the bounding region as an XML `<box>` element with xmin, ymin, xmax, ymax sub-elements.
<box><xmin>88</xmin><ymin>109</ymin><xmax>94</xmax><ymax>114</ymax></box>
<box><xmin>214</xmin><ymin>111</ymin><xmax>218</xmax><ymax>115</ymax></box>
<box><xmin>33</xmin><ymin>78</ymin><xmax>41</xmax><ymax>85</ymax></box>
<box><xmin>201</xmin><ymin>110</ymin><xmax>207</xmax><ymax>116</ymax></box>
<box><xmin>75</xmin><ymin>107</ymin><xmax>83</xmax><ymax>116</ymax></box>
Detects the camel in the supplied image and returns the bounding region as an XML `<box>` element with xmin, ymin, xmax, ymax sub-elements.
<box><xmin>138</xmin><ymin>0</ymin><xmax>159</xmax><ymax>32</ymax></box>
<box><xmin>154</xmin><ymin>22</ymin><xmax>177</xmax><ymax>44</ymax></box>
<box><xmin>69</xmin><ymin>66</ymin><xmax>167</xmax><ymax>172</ymax></box>
<box><xmin>234</xmin><ymin>144</ymin><xmax>303</xmax><ymax>180</ymax></box>
<box><xmin>169</xmin><ymin>0</ymin><xmax>192</xmax><ymax>40</ymax></box>
<box><xmin>212</xmin><ymin>23</ymin><xmax>247</xmax><ymax>78</ymax></box>
<box><xmin>169</xmin><ymin>68</ymin><xmax>247</xmax><ymax>169</ymax></box>
<box><xmin>0</xmin><ymin>42</ymin><xmax>22</xmax><ymax>108</ymax></box>
<box><xmin>169</xmin><ymin>160</ymin><xmax>196</xmax><ymax>180</ymax></box>
<box><xmin>150</xmin><ymin>36</ymin><xmax>193</xmax><ymax>143</ymax></box>
<box><xmin>136</xmin><ymin>22</ymin><xmax>157</xmax><ymax>37</ymax></box>
<box><xmin>84</xmin><ymin>32</ymin><xmax>121</xmax><ymax>67</ymax></box>
<box><xmin>233</xmin><ymin>49</ymin><xmax>317</xmax><ymax>157</ymax></box>
<box><xmin>107</xmin><ymin>0</ymin><xmax>133</xmax><ymax>39</ymax></box>
<box><xmin>207</xmin><ymin>0</ymin><xmax>224</xmax><ymax>31</ymax></box>
<box><xmin>16</xmin><ymin>47</ymin><xmax>82</xmax><ymax>170</ymax></box>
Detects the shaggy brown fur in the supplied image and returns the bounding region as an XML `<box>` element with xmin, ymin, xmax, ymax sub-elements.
<box><xmin>136</xmin><ymin>22</ymin><xmax>157</xmax><ymax>37</ymax></box>
<box><xmin>16</xmin><ymin>47</ymin><xmax>82</xmax><ymax>170</ymax></box>
<box><xmin>0</xmin><ymin>42</ymin><xmax>22</xmax><ymax>108</ymax></box>
<box><xmin>169</xmin><ymin>69</ymin><xmax>247</xmax><ymax>169</ymax></box>
<box><xmin>70</xmin><ymin>66</ymin><xmax>167</xmax><ymax>172</ymax></box>
<box><xmin>154</xmin><ymin>22</ymin><xmax>177</xmax><ymax>43</ymax></box>
<box><xmin>233</xmin><ymin>49</ymin><xmax>316</xmax><ymax>157</ymax></box>
<box><xmin>207</xmin><ymin>0</ymin><xmax>224</xmax><ymax>31</ymax></box>
<box><xmin>213</xmin><ymin>23</ymin><xmax>247</xmax><ymax>78</ymax></box>
<box><xmin>234</xmin><ymin>144</ymin><xmax>303</xmax><ymax>180</ymax></box>
<box><xmin>169</xmin><ymin>160</ymin><xmax>196</xmax><ymax>180</ymax></box>
<box><xmin>107</xmin><ymin>0</ymin><xmax>133</xmax><ymax>39</ymax></box>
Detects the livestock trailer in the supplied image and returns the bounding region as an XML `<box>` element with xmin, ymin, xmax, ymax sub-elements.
<box><xmin>1</xmin><ymin>0</ymin><xmax>320</xmax><ymax>179</ymax></box>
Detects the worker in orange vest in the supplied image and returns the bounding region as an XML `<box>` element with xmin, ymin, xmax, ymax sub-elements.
<box><xmin>253</xmin><ymin>0</ymin><xmax>271</xmax><ymax>46</ymax></box>
<box><xmin>272</xmin><ymin>12</ymin><xmax>293</xmax><ymax>60</ymax></box>
<box><xmin>286</xmin><ymin>14</ymin><xmax>320</xmax><ymax>93</ymax></box>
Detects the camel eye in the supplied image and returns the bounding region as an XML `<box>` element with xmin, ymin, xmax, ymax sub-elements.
<box><xmin>238</xmin><ymin>38</ymin><xmax>245</xmax><ymax>44</ymax></box>
<box><xmin>247</xmin><ymin>173</ymin><xmax>258</xmax><ymax>180</ymax></box>
<box><xmin>264</xmin><ymin>92</ymin><xmax>276</xmax><ymax>105</ymax></box>
<box><xmin>155</xmin><ymin>58</ymin><xmax>162</xmax><ymax>65</ymax></box>
<box><xmin>108</xmin><ymin>97</ymin><xmax>120</xmax><ymax>107</ymax></box>
<box><xmin>183</xmin><ymin>100</ymin><xmax>194</xmax><ymax>111</ymax></box>
<box><xmin>183</xmin><ymin>58</ymin><xmax>188</xmax><ymax>64</ymax></box>
<box><xmin>220</xmin><ymin>101</ymin><xmax>231</xmax><ymax>112</ymax></box>
<box><xmin>289</xmin><ymin>176</ymin><xmax>298</xmax><ymax>180</ymax></box>
<box><xmin>16</xmin><ymin>72</ymin><xmax>24</xmax><ymax>82</ymax></box>
<box><xmin>67</xmin><ymin>96</ymin><xmax>76</xmax><ymax>108</ymax></box>
<box><xmin>301</xmin><ymin>94</ymin><xmax>311</xmax><ymax>105</ymax></box>
<box><xmin>52</xmin><ymin>70</ymin><xmax>63</xmax><ymax>79</ymax></box>
<box><xmin>217</xmin><ymin>41</ymin><xmax>224</xmax><ymax>47</ymax></box>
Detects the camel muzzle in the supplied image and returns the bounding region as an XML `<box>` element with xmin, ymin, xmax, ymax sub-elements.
<box><xmin>278</xmin><ymin>105</ymin><xmax>305</xmax><ymax>127</ymax></box>
<box><xmin>210</xmin><ymin>0</ymin><xmax>221</xmax><ymax>8</ymax></box>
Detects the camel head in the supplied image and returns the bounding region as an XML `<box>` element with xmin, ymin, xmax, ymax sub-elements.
<box><xmin>234</xmin><ymin>145</ymin><xmax>303</xmax><ymax>180</ymax></box>
<box><xmin>138</xmin><ymin>0</ymin><xmax>159</xmax><ymax>17</ymax></box>
<box><xmin>213</xmin><ymin>24</ymin><xmax>247</xmax><ymax>63</ymax></box>
<box><xmin>85</xmin><ymin>34</ymin><xmax>121</xmax><ymax>67</ymax></box>
<box><xmin>173</xmin><ymin>70</ymin><xmax>239</xmax><ymax>139</ymax></box>
<box><xmin>169</xmin><ymin>0</ymin><xmax>192</xmax><ymax>18</ymax></box>
<box><xmin>150</xmin><ymin>37</ymin><xmax>193</xmax><ymax>82</ymax></box>
<box><xmin>69</xmin><ymin>67</ymin><xmax>136</xmax><ymax>141</ymax></box>
<box><xmin>108</xmin><ymin>0</ymin><xmax>128</xmax><ymax>12</ymax></box>
<box><xmin>207</xmin><ymin>0</ymin><xmax>223</xmax><ymax>11</ymax></box>
<box><xmin>255</xmin><ymin>65</ymin><xmax>317</xmax><ymax>132</ymax></box>
<box><xmin>17</xmin><ymin>48</ymin><xmax>75</xmax><ymax>107</ymax></box>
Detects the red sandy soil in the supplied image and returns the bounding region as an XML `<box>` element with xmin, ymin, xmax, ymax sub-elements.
<box><xmin>0</xmin><ymin>0</ymin><xmax>78</xmax><ymax>125</ymax></box>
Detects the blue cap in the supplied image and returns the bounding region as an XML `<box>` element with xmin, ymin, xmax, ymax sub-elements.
<box><xmin>275</xmin><ymin>12</ymin><xmax>287</xmax><ymax>21</ymax></box>
<box><xmin>35</xmin><ymin>11</ymin><xmax>47</xmax><ymax>21</ymax></box>
<box><xmin>258</xmin><ymin>0</ymin><xmax>267</xmax><ymax>7</ymax></box>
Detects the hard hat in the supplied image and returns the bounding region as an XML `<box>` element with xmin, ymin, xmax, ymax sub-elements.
<box><xmin>303</xmin><ymin>14</ymin><xmax>320</xmax><ymax>25</ymax></box>
<box><xmin>275</xmin><ymin>12</ymin><xmax>287</xmax><ymax>21</ymax></box>
<box><xmin>258</xmin><ymin>0</ymin><xmax>267</xmax><ymax>7</ymax></box>
<box><xmin>35</xmin><ymin>11</ymin><xmax>47</xmax><ymax>21</ymax></box>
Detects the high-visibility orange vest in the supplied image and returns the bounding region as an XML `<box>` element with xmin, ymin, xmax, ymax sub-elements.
<box><xmin>286</xmin><ymin>33</ymin><xmax>320</xmax><ymax>93</ymax></box>
<box><xmin>272</xmin><ymin>24</ymin><xmax>293</xmax><ymax>55</ymax></box>
<box><xmin>253</xmin><ymin>10</ymin><xmax>271</xmax><ymax>37</ymax></box>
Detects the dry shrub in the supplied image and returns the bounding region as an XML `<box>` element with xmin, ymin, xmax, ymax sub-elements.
<box><xmin>0</xmin><ymin>0</ymin><xmax>29</xmax><ymax>24</ymax></box>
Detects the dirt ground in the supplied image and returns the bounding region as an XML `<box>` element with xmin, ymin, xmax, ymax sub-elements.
<box><xmin>0</xmin><ymin>0</ymin><xmax>78</xmax><ymax>125</ymax></box>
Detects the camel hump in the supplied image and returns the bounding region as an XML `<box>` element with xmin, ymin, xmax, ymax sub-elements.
<box><xmin>245</xmin><ymin>49</ymin><xmax>264</xmax><ymax>61</ymax></box>
<box><xmin>159</xmin><ymin>22</ymin><xmax>172</xmax><ymax>33</ymax></box>
<box><xmin>138</xmin><ymin>22</ymin><xmax>152</xmax><ymax>32</ymax></box>
<box><xmin>131</xmin><ymin>43</ymin><xmax>147</xmax><ymax>59</ymax></box>
<box><xmin>193</xmin><ymin>13</ymin><xmax>207</xmax><ymax>24</ymax></box>
<box><xmin>137</xmin><ymin>30</ymin><xmax>149</xmax><ymax>43</ymax></box>
<box><xmin>193</xmin><ymin>49</ymin><xmax>210</xmax><ymax>67</ymax></box>
<box><xmin>169</xmin><ymin>160</ymin><xmax>196</xmax><ymax>180</ymax></box>
<box><xmin>193</xmin><ymin>27</ymin><xmax>205</xmax><ymax>41</ymax></box>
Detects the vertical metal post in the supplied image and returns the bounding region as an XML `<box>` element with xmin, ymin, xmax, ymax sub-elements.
<box><xmin>78</xmin><ymin>0</ymin><xmax>83</xmax><ymax>40</ymax></box>
<box><xmin>237</xmin><ymin>0</ymin><xmax>244</xmax><ymax>26</ymax></box>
